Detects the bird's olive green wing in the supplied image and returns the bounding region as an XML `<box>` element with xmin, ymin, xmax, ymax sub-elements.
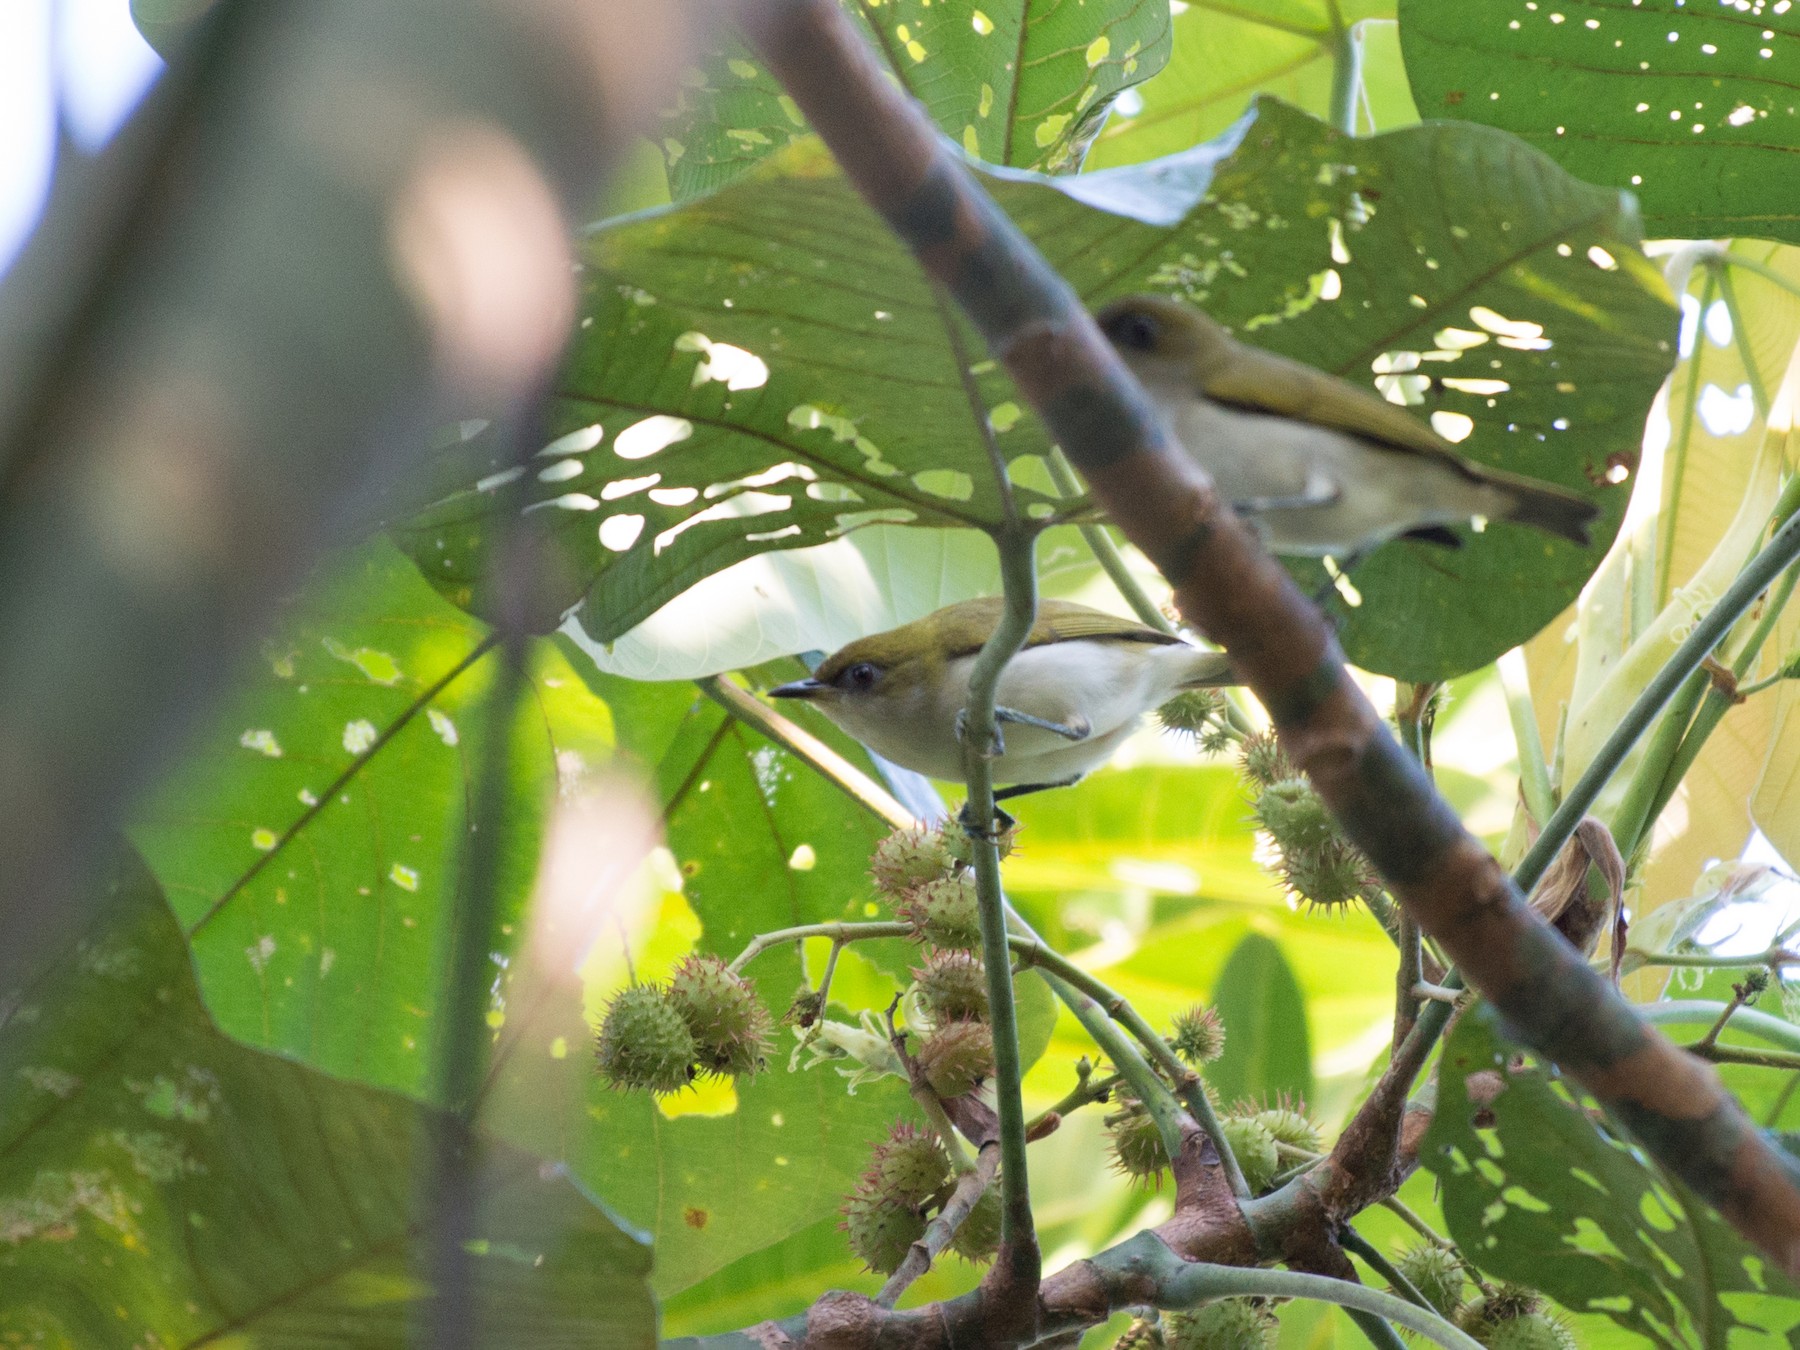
<box><xmin>1027</xmin><ymin>599</ymin><xmax>1185</xmax><ymax>649</ymax></box>
<box><xmin>1199</xmin><ymin>342</ymin><xmax>1477</xmax><ymax>471</ymax></box>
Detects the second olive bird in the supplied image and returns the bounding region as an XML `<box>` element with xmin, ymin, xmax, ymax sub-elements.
<box><xmin>768</xmin><ymin>597</ymin><xmax>1234</xmax><ymax>793</ymax></box>
<box><xmin>1095</xmin><ymin>294</ymin><xmax>1598</xmax><ymax>563</ymax></box>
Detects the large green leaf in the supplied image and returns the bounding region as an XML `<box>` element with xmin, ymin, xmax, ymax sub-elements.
<box><xmin>657</xmin><ymin>0</ymin><xmax>1173</xmax><ymax>200</ymax></box>
<box><xmin>1086</xmin><ymin>0</ymin><xmax>1399</xmax><ymax>169</ymax></box>
<box><xmin>1399</xmin><ymin>0</ymin><xmax>1800</xmax><ymax>243</ymax></box>
<box><xmin>1205</xmin><ymin>931</ymin><xmax>1313</xmax><ymax>1108</ymax></box>
<box><xmin>0</xmin><ymin>856</ymin><xmax>654</xmax><ymax>1347</ymax></box>
<box><xmin>130</xmin><ymin>539</ymin><xmax>604</xmax><ymax>1099</ymax></box>
<box><xmin>398</xmin><ymin>98</ymin><xmax>1672</xmax><ymax>680</ymax></box>
<box><xmin>1423</xmin><ymin>1005</ymin><xmax>1800</xmax><ymax>1348</ymax></box>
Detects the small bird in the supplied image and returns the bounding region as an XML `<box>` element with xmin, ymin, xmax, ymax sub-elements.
<box><xmin>1095</xmin><ymin>294</ymin><xmax>1598</xmax><ymax>564</ymax></box>
<box><xmin>767</xmin><ymin>597</ymin><xmax>1235</xmax><ymax>793</ymax></box>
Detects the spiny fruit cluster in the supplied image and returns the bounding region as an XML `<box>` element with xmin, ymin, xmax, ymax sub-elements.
<box><xmin>1156</xmin><ymin>688</ymin><xmax>1237</xmax><ymax>755</ymax></box>
<box><xmin>594</xmin><ymin>955</ymin><xmax>774</xmax><ymax>1095</ymax></box>
<box><xmin>1119</xmin><ymin>1299</ymin><xmax>1275</xmax><ymax>1350</ymax></box>
<box><xmin>840</xmin><ymin>1122</ymin><xmax>1001</xmax><ymax>1272</ymax></box>
<box><xmin>869</xmin><ymin>822</ymin><xmax>1009</xmax><ymax>1097</ymax></box>
<box><xmin>1240</xmin><ymin>731</ymin><xmax>1383</xmax><ymax>912</ymax></box>
<box><xmin>1456</xmin><ymin>1283</ymin><xmax>1578</xmax><ymax>1350</ymax></box>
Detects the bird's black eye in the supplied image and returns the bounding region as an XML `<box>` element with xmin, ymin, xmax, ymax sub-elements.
<box><xmin>839</xmin><ymin>661</ymin><xmax>881</xmax><ymax>692</ymax></box>
<box><xmin>1103</xmin><ymin>309</ymin><xmax>1159</xmax><ymax>352</ymax></box>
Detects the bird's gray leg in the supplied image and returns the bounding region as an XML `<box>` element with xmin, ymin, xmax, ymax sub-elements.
<box><xmin>994</xmin><ymin>775</ymin><xmax>1083</xmax><ymax>802</ymax></box>
<box><xmin>1234</xmin><ymin>467</ymin><xmax>1340</xmax><ymax>516</ymax></box>
<box><xmin>957</xmin><ymin>776</ymin><xmax>1084</xmax><ymax>840</ymax></box>
<box><xmin>995</xmin><ymin>706</ymin><xmax>1091</xmax><ymax>742</ymax></box>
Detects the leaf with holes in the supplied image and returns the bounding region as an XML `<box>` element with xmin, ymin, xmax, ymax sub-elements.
<box><xmin>1086</xmin><ymin>0</ymin><xmax>1401</xmax><ymax>170</ymax></box>
<box><xmin>1400</xmin><ymin>0</ymin><xmax>1800</xmax><ymax>243</ymax></box>
<box><xmin>1423</xmin><ymin>1005</ymin><xmax>1800</xmax><ymax>1348</ymax></box>
<box><xmin>130</xmin><ymin>537</ymin><xmax>612</xmax><ymax>1099</ymax></box>
<box><xmin>0</xmin><ymin>856</ymin><xmax>655</xmax><ymax>1347</ymax></box>
<box><xmin>399</xmin><ymin>99</ymin><xmax>1672</xmax><ymax>679</ymax></box>
<box><xmin>657</xmin><ymin>0</ymin><xmax>1173</xmax><ymax>200</ymax></box>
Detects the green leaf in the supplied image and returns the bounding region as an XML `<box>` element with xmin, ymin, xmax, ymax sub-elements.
<box><xmin>1423</xmin><ymin>1004</ymin><xmax>1800</xmax><ymax>1348</ymax></box>
<box><xmin>128</xmin><ymin>0</ymin><xmax>216</xmax><ymax>55</ymax></box>
<box><xmin>1398</xmin><ymin>0</ymin><xmax>1800</xmax><ymax>243</ymax></box>
<box><xmin>657</xmin><ymin>0</ymin><xmax>1173</xmax><ymax>200</ymax></box>
<box><xmin>0</xmin><ymin>856</ymin><xmax>654</xmax><ymax>1347</ymax></box>
<box><xmin>399</xmin><ymin>98</ymin><xmax>1672</xmax><ymax>679</ymax></box>
<box><xmin>1206</xmin><ymin>931</ymin><xmax>1313</xmax><ymax>1108</ymax></box>
<box><xmin>130</xmin><ymin>538</ymin><xmax>608</xmax><ymax>1100</ymax></box>
<box><xmin>1086</xmin><ymin>0</ymin><xmax>1397</xmax><ymax>170</ymax></box>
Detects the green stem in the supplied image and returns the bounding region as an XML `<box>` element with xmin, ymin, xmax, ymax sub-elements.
<box><xmin>1381</xmin><ymin>1197</ymin><xmax>1455</xmax><ymax>1248</ymax></box>
<box><xmin>1605</xmin><ymin>666</ymin><xmax>1709</xmax><ymax>863</ymax></box>
<box><xmin>1160</xmin><ymin>1263</ymin><xmax>1480</xmax><ymax>1350</ymax></box>
<box><xmin>1328</xmin><ymin>17</ymin><xmax>1364</xmax><ymax>137</ymax></box>
<box><xmin>1624</xmin><ymin>945</ymin><xmax>1796</xmax><ymax>970</ymax></box>
<box><xmin>1642</xmin><ymin>1000</ymin><xmax>1800</xmax><ymax>1053</ymax></box>
<box><xmin>1340</xmin><ymin>1224</ymin><xmax>1435</xmax><ymax>1311</ymax></box>
<box><xmin>1513</xmin><ymin>505</ymin><xmax>1800</xmax><ymax>898</ymax></box>
<box><xmin>1498</xmin><ymin>652</ymin><xmax>1554</xmax><ymax>826</ymax></box>
<box><xmin>1685</xmin><ymin>1043</ymin><xmax>1800</xmax><ymax>1072</ymax></box>
<box><xmin>1714</xmin><ymin>262</ymin><xmax>1772</xmax><ymax>420</ymax></box>
<box><xmin>962</xmin><ymin>526</ymin><xmax>1041</xmax><ymax>1258</ymax></box>
<box><xmin>727</xmin><ymin>920</ymin><xmax>911</xmax><ymax>973</ymax></box>
<box><xmin>1007</xmin><ymin>912</ymin><xmax>1251</xmax><ymax>1197</ymax></box>
<box><xmin>1718</xmin><ymin>250</ymin><xmax>1800</xmax><ymax>307</ymax></box>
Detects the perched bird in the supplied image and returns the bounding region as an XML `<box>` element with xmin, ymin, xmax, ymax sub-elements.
<box><xmin>1095</xmin><ymin>294</ymin><xmax>1598</xmax><ymax>564</ymax></box>
<box><xmin>767</xmin><ymin>597</ymin><xmax>1235</xmax><ymax>793</ymax></box>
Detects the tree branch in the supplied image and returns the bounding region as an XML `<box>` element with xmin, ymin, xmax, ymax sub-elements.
<box><xmin>737</xmin><ymin>0</ymin><xmax>1800</xmax><ymax>1275</ymax></box>
<box><xmin>877</xmin><ymin>1144</ymin><xmax>1002</xmax><ymax>1308</ymax></box>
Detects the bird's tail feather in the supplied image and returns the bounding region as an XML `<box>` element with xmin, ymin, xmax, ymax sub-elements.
<box><xmin>1177</xmin><ymin>650</ymin><xmax>1238</xmax><ymax>688</ymax></box>
<box><xmin>1503</xmin><ymin>480</ymin><xmax>1598</xmax><ymax>547</ymax></box>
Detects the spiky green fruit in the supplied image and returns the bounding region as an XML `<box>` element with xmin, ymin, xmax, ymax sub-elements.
<box><xmin>1158</xmin><ymin>688</ymin><xmax>1225</xmax><ymax>739</ymax></box>
<box><xmin>595</xmin><ymin>984</ymin><xmax>697</xmax><ymax>1095</ymax></box>
<box><xmin>842</xmin><ymin>1186</ymin><xmax>926</xmax><ymax>1274</ymax></box>
<box><xmin>1479</xmin><ymin>1312</ymin><xmax>1578</xmax><ymax>1350</ymax></box>
<box><xmin>1280</xmin><ymin>836</ymin><xmax>1380</xmax><ymax>911</ymax></box>
<box><xmin>1165</xmin><ymin>1298</ymin><xmax>1277</xmax><ymax>1350</ymax></box>
<box><xmin>668</xmin><ymin>955</ymin><xmax>774</xmax><ymax>1078</ymax></box>
<box><xmin>1239</xmin><ymin>731</ymin><xmax>1295</xmax><ymax>788</ymax></box>
<box><xmin>867</xmin><ymin>1123</ymin><xmax>951</xmax><ymax>1204</ymax></box>
<box><xmin>1395</xmin><ymin>1244</ymin><xmax>1466</xmax><ymax>1320</ymax></box>
<box><xmin>1255</xmin><ymin>777</ymin><xmax>1336</xmax><ymax>853</ymax></box>
<box><xmin>1221</xmin><ymin>1116</ymin><xmax>1280</xmax><ymax>1193</ymax></box>
<box><xmin>871</xmin><ymin>824</ymin><xmax>956</xmax><ymax>896</ymax></box>
<box><xmin>1171</xmin><ymin>1004</ymin><xmax>1226</xmax><ymax>1065</ymax></box>
<box><xmin>897</xmin><ymin>874</ymin><xmax>982</xmax><ymax>950</ymax></box>
<box><xmin>917</xmin><ymin>1020</ymin><xmax>993</xmax><ymax>1099</ymax></box>
<box><xmin>1106</xmin><ymin>1101</ymin><xmax>1169</xmax><ymax>1185</ymax></box>
<box><xmin>914</xmin><ymin>949</ymin><xmax>989</xmax><ymax>1025</ymax></box>
<box><xmin>1253</xmin><ymin>1102</ymin><xmax>1320</xmax><ymax>1153</ymax></box>
<box><xmin>949</xmin><ymin>1183</ymin><xmax>1002</xmax><ymax>1262</ymax></box>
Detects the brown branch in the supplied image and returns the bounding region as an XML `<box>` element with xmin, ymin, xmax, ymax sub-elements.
<box><xmin>877</xmin><ymin>1144</ymin><xmax>1002</xmax><ymax>1308</ymax></box>
<box><xmin>738</xmin><ymin>0</ymin><xmax>1800</xmax><ymax>1278</ymax></box>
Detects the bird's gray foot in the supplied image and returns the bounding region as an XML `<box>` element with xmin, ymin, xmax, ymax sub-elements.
<box><xmin>995</xmin><ymin>705</ymin><xmax>1092</xmax><ymax>742</ymax></box>
<box><xmin>1235</xmin><ymin>470</ymin><xmax>1341</xmax><ymax>516</ymax></box>
<box><xmin>994</xmin><ymin>775</ymin><xmax>1083</xmax><ymax>803</ymax></box>
<box><xmin>957</xmin><ymin>798</ymin><xmax>1018</xmax><ymax>840</ymax></box>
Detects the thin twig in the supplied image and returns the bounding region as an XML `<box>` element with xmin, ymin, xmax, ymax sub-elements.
<box><xmin>877</xmin><ymin>1144</ymin><xmax>1001</xmax><ymax>1308</ymax></box>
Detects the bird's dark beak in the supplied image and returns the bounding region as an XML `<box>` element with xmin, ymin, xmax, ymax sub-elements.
<box><xmin>768</xmin><ymin>678</ymin><xmax>825</xmax><ymax>700</ymax></box>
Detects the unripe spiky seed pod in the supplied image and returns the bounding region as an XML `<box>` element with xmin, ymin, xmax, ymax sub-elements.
<box><xmin>1239</xmin><ymin>731</ymin><xmax>1295</xmax><ymax>788</ymax></box>
<box><xmin>867</xmin><ymin>1123</ymin><xmax>951</xmax><ymax>1204</ymax></box>
<box><xmin>1395</xmin><ymin>1244</ymin><xmax>1466</xmax><ymax>1320</ymax></box>
<box><xmin>1280</xmin><ymin>836</ymin><xmax>1381</xmax><ymax>911</ymax></box>
<box><xmin>949</xmin><ymin>1183</ymin><xmax>1002</xmax><ymax>1262</ymax></box>
<box><xmin>1157</xmin><ymin>688</ymin><xmax>1225</xmax><ymax>739</ymax></box>
<box><xmin>871</xmin><ymin>824</ymin><xmax>956</xmax><ymax>896</ymax></box>
<box><xmin>841</xmin><ymin>1186</ymin><xmax>926</xmax><ymax>1274</ymax></box>
<box><xmin>897</xmin><ymin>874</ymin><xmax>982</xmax><ymax>950</ymax></box>
<box><xmin>595</xmin><ymin>984</ymin><xmax>697</xmax><ymax>1096</ymax></box>
<box><xmin>917</xmin><ymin>1019</ymin><xmax>993</xmax><ymax>1098</ymax></box>
<box><xmin>1478</xmin><ymin>1312</ymin><xmax>1578</xmax><ymax>1350</ymax></box>
<box><xmin>1466</xmin><ymin>1284</ymin><xmax>1541</xmax><ymax>1325</ymax></box>
<box><xmin>1253</xmin><ymin>1103</ymin><xmax>1320</xmax><ymax>1153</ymax></box>
<box><xmin>1171</xmin><ymin>1004</ymin><xmax>1226</xmax><ymax>1065</ymax></box>
<box><xmin>668</xmin><ymin>955</ymin><xmax>774</xmax><ymax>1078</ymax></box>
<box><xmin>1106</xmin><ymin>1101</ymin><xmax>1169</xmax><ymax>1185</ymax></box>
<box><xmin>914</xmin><ymin>949</ymin><xmax>990</xmax><ymax>1025</ymax></box>
<box><xmin>1221</xmin><ymin>1115</ymin><xmax>1280</xmax><ymax>1193</ymax></box>
<box><xmin>1165</xmin><ymin>1298</ymin><xmax>1277</xmax><ymax>1350</ymax></box>
<box><xmin>1254</xmin><ymin>777</ymin><xmax>1336</xmax><ymax>853</ymax></box>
